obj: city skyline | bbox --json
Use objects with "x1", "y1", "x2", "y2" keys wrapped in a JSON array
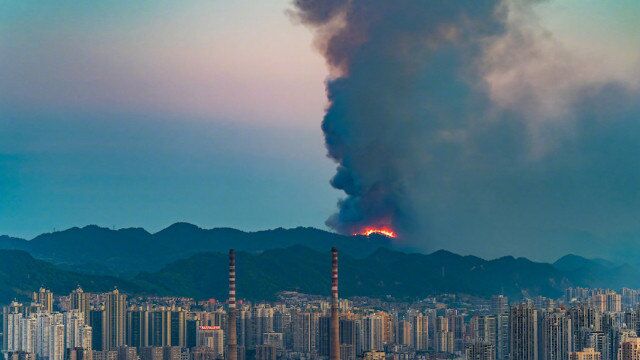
[
  {"x1": 4, "y1": 2, "x2": 640, "y2": 360},
  {"x1": 5, "y1": 262, "x2": 640, "y2": 360}
]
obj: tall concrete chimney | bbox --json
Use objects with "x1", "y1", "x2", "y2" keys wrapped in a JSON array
[
  {"x1": 227, "y1": 249, "x2": 237, "y2": 360},
  {"x1": 330, "y1": 247, "x2": 340, "y2": 360}
]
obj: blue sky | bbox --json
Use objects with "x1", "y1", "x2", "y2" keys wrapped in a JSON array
[
  {"x1": 0, "y1": 0, "x2": 338, "y2": 237},
  {"x1": 0, "y1": 110, "x2": 337, "y2": 237}
]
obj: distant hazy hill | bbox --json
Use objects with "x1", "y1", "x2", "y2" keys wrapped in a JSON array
[
  {"x1": 554, "y1": 254, "x2": 607, "y2": 272},
  {"x1": 554, "y1": 254, "x2": 640, "y2": 290},
  {"x1": 0, "y1": 235, "x2": 28, "y2": 250},
  {"x1": 0, "y1": 224, "x2": 394, "y2": 274},
  {"x1": 0, "y1": 250, "x2": 142, "y2": 302},
  {"x1": 135, "y1": 246, "x2": 581, "y2": 301},
  {"x1": 1, "y1": 245, "x2": 639, "y2": 304}
]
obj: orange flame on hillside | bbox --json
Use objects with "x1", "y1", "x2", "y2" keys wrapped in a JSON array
[{"x1": 354, "y1": 227, "x2": 398, "y2": 238}]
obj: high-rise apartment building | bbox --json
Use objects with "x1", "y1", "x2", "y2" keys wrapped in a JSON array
[
  {"x1": 614, "y1": 329, "x2": 639, "y2": 360},
  {"x1": 466, "y1": 341, "x2": 496, "y2": 360},
  {"x1": 66, "y1": 347, "x2": 92, "y2": 360},
  {"x1": 170, "y1": 308, "x2": 186, "y2": 348},
  {"x1": 449, "y1": 312, "x2": 466, "y2": 352},
  {"x1": 605, "y1": 292, "x2": 621, "y2": 313},
  {"x1": 90, "y1": 308, "x2": 105, "y2": 351},
  {"x1": 292, "y1": 311, "x2": 316, "y2": 353},
  {"x1": 319, "y1": 316, "x2": 331, "y2": 357},
  {"x1": 191, "y1": 347, "x2": 217, "y2": 360},
  {"x1": 570, "y1": 348, "x2": 601, "y2": 360},
  {"x1": 340, "y1": 344, "x2": 354, "y2": 360},
  {"x1": 362, "y1": 350, "x2": 385, "y2": 360},
  {"x1": 622, "y1": 289, "x2": 640, "y2": 309},
  {"x1": 148, "y1": 308, "x2": 170, "y2": 347},
  {"x1": 362, "y1": 314, "x2": 384, "y2": 352},
  {"x1": 398, "y1": 320, "x2": 412, "y2": 347},
  {"x1": 236, "y1": 307, "x2": 250, "y2": 350},
  {"x1": 273, "y1": 310, "x2": 291, "y2": 338},
  {"x1": 140, "y1": 306, "x2": 187, "y2": 347},
  {"x1": 492, "y1": 296, "x2": 509, "y2": 315},
  {"x1": 251, "y1": 305, "x2": 274, "y2": 347},
  {"x1": 381, "y1": 312, "x2": 394, "y2": 346},
  {"x1": 70, "y1": 287, "x2": 91, "y2": 321},
  {"x1": 139, "y1": 346, "x2": 163, "y2": 360},
  {"x1": 63, "y1": 310, "x2": 91, "y2": 349},
  {"x1": 104, "y1": 289, "x2": 127, "y2": 350},
  {"x1": 497, "y1": 314, "x2": 510, "y2": 360},
  {"x1": 255, "y1": 344, "x2": 277, "y2": 360},
  {"x1": 541, "y1": 311, "x2": 572, "y2": 360},
  {"x1": 48, "y1": 323, "x2": 65, "y2": 360},
  {"x1": 117, "y1": 346, "x2": 138, "y2": 360},
  {"x1": 126, "y1": 306, "x2": 149, "y2": 348},
  {"x1": 36, "y1": 312, "x2": 64, "y2": 359},
  {"x1": 6, "y1": 352, "x2": 36, "y2": 360},
  {"x1": 475, "y1": 316, "x2": 497, "y2": 346},
  {"x1": 435, "y1": 316, "x2": 454, "y2": 353},
  {"x1": 589, "y1": 292, "x2": 621, "y2": 315},
  {"x1": 585, "y1": 332, "x2": 608, "y2": 360},
  {"x1": 410, "y1": 312, "x2": 428, "y2": 351},
  {"x1": 19, "y1": 315, "x2": 36, "y2": 353},
  {"x1": 262, "y1": 332, "x2": 283, "y2": 351},
  {"x1": 339, "y1": 319, "x2": 358, "y2": 359},
  {"x1": 32, "y1": 288, "x2": 54, "y2": 313},
  {"x1": 4, "y1": 312, "x2": 23, "y2": 352},
  {"x1": 196, "y1": 326, "x2": 224, "y2": 358},
  {"x1": 162, "y1": 346, "x2": 181, "y2": 360},
  {"x1": 569, "y1": 304, "x2": 601, "y2": 351},
  {"x1": 3, "y1": 302, "x2": 24, "y2": 352},
  {"x1": 619, "y1": 337, "x2": 640, "y2": 360},
  {"x1": 510, "y1": 302, "x2": 538, "y2": 360},
  {"x1": 3, "y1": 309, "x2": 92, "y2": 360}
]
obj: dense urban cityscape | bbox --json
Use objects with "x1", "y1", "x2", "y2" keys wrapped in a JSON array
[
  {"x1": 3, "y1": 249, "x2": 640, "y2": 360},
  {"x1": 4, "y1": 2, "x2": 640, "y2": 360}
]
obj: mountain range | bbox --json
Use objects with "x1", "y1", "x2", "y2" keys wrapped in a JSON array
[
  {"x1": 1, "y1": 223, "x2": 639, "y2": 304},
  {"x1": 0, "y1": 223, "x2": 394, "y2": 275},
  {"x1": 0, "y1": 250, "x2": 141, "y2": 302}
]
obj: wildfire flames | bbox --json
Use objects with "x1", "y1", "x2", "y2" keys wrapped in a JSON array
[{"x1": 355, "y1": 227, "x2": 398, "y2": 238}]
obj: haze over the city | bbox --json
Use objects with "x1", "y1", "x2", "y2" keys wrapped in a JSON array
[{"x1": 5, "y1": 4, "x2": 640, "y2": 360}]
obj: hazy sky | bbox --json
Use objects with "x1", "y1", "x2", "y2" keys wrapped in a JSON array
[
  {"x1": 2, "y1": 1, "x2": 640, "y2": 261},
  {"x1": 1, "y1": 0, "x2": 336, "y2": 238}
]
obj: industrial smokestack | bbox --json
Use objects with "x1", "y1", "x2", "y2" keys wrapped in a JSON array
[
  {"x1": 227, "y1": 249, "x2": 237, "y2": 360},
  {"x1": 330, "y1": 247, "x2": 340, "y2": 360}
]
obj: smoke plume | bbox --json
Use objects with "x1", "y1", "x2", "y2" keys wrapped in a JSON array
[{"x1": 292, "y1": 0, "x2": 640, "y2": 259}]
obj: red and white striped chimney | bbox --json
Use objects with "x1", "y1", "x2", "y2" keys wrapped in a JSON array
[
  {"x1": 330, "y1": 247, "x2": 340, "y2": 360},
  {"x1": 227, "y1": 249, "x2": 237, "y2": 360}
]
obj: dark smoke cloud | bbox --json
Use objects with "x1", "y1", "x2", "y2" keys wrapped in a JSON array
[{"x1": 293, "y1": 0, "x2": 640, "y2": 261}]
